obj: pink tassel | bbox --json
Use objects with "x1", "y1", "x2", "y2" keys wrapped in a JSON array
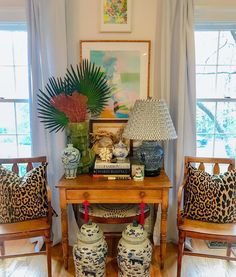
[
  {"x1": 139, "y1": 201, "x2": 145, "y2": 225},
  {"x1": 83, "y1": 200, "x2": 89, "y2": 224}
]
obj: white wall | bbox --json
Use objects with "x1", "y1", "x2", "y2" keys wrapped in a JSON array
[
  {"x1": 0, "y1": 0, "x2": 24, "y2": 7},
  {"x1": 67, "y1": 0, "x2": 158, "y2": 96},
  {"x1": 0, "y1": 0, "x2": 25, "y2": 21}
]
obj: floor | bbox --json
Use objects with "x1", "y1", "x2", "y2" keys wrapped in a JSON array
[{"x1": 0, "y1": 239, "x2": 236, "y2": 277}]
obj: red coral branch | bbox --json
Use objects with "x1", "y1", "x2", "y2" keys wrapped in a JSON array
[{"x1": 50, "y1": 91, "x2": 88, "y2": 122}]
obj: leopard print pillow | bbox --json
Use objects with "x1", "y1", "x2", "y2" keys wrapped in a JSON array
[
  {"x1": 183, "y1": 165, "x2": 236, "y2": 223},
  {"x1": 0, "y1": 164, "x2": 51, "y2": 223}
]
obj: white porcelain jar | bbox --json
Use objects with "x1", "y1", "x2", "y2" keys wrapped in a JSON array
[
  {"x1": 117, "y1": 222, "x2": 152, "y2": 277},
  {"x1": 112, "y1": 140, "x2": 129, "y2": 160},
  {"x1": 73, "y1": 222, "x2": 108, "y2": 277},
  {"x1": 61, "y1": 143, "x2": 80, "y2": 179}
]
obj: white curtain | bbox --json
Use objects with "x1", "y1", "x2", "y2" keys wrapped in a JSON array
[
  {"x1": 153, "y1": 0, "x2": 196, "y2": 243},
  {"x1": 26, "y1": 0, "x2": 78, "y2": 245}
]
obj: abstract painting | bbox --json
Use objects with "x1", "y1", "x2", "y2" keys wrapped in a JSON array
[
  {"x1": 100, "y1": 0, "x2": 131, "y2": 32},
  {"x1": 81, "y1": 40, "x2": 150, "y2": 119}
]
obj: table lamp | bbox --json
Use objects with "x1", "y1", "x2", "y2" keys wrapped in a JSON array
[{"x1": 123, "y1": 99, "x2": 177, "y2": 176}]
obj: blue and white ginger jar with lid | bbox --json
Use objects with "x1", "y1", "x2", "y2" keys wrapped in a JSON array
[
  {"x1": 73, "y1": 222, "x2": 108, "y2": 277},
  {"x1": 117, "y1": 222, "x2": 152, "y2": 277},
  {"x1": 61, "y1": 143, "x2": 80, "y2": 179}
]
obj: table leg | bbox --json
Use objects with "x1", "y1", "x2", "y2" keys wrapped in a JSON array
[
  {"x1": 160, "y1": 190, "x2": 168, "y2": 269},
  {"x1": 60, "y1": 189, "x2": 69, "y2": 269}
]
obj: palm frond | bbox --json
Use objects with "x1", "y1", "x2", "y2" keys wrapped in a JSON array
[
  {"x1": 37, "y1": 59, "x2": 111, "y2": 133},
  {"x1": 65, "y1": 60, "x2": 111, "y2": 116}
]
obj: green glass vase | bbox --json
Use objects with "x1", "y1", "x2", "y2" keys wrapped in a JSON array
[{"x1": 66, "y1": 122, "x2": 94, "y2": 174}]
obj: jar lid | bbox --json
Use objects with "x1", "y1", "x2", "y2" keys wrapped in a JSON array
[
  {"x1": 77, "y1": 222, "x2": 103, "y2": 244},
  {"x1": 122, "y1": 222, "x2": 147, "y2": 244},
  {"x1": 114, "y1": 140, "x2": 127, "y2": 149}
]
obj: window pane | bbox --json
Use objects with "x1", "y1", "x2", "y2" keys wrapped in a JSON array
[
  {"x1": 0, "y1": 135, "x2": 17, "y2": 158},
  {"x1": 214, "y1": 134, "x2": 236, "y2": 158},
  {"x1": 224, "y1": 135, "x2": 236, "y2": 158},
  {"x1": 216, "y1": 65, "x2": 236, "y2": 98},
  {"x1": 0, "y1": 25, "x2": 31, "y2": 158},
  {"x1": 216, "y1": 102, "x2": 236, "y2": 134},
  {"x1": 196, "y1": 102, "x2": 216, "y2": 134},
  {"x1": 13, "y1": 31, "x2": 28, "y2": 66},
  {"x1": 15, "y1": 66, "x2": 29, "y2": 99},
  {"x1": 195, "y1": 31, "x2": 218, "y2": 65},
  {"x1": 18, "y1": 135, "x2": 31, "y2": 157},
  {"x1": 0, "y1": 103, "x2": 16, "y2": 134},
  {"x1": 196, "y1": 29, "x2": 236, "y2": 159},
  {"x1": 197, "y1": 134, "x2": 214, "y2": 157},
  {"x1": 0, "y1": 31, "x2": 13, "y2": 65},
  {"x1": 0, "y1": 66, "x2": 15, "y2": 98},
  {"x1": 16, "y1": 102, "x2": 31, "y2": 134},
  {"x1": 218, "y1": 31, "x2": 236, "y2": 65},
  {"x1": 196, "y1": 66, "x2": 216, "y2": 98}
]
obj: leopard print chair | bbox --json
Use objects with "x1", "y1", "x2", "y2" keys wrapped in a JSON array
[
  {"x1": 177, "y1": 156, "x2": 236, "y2": 277},
  {"x1": 0, "y1": 157, "x2": 52, "y2": 277}
]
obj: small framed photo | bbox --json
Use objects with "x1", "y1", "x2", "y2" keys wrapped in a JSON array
[
  {"x1": 131, "y1": 164, "x2": 144, "y2": 181},
  {"x1": 100, "y1": 0, "x2": 132, "y2": 32},
  {"x1": 89, "y1": 118, "x2": 132, "y2": 154}
]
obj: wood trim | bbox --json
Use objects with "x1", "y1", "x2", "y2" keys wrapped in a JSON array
[{"x1": 0, "y1": 156, "x2": 47, "y2": 164}]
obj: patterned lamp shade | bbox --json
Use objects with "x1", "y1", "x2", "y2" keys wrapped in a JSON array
[{"x1": 123, "y1": 99, "x2": 177, "y2": 141}]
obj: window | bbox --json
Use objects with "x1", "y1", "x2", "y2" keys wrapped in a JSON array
[
  {"x1": 0, "y1": 23, "x2": 31, "y2": 158},
  {"x1": 195, "y1": 28, "x2": 236, "y2": 159}
]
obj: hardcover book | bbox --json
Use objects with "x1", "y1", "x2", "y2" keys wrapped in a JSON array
[
  {"x1": 94, "y1": 157, "x2": 130, "y2": 169},
  {"x1": 93, "y1": 168, "x2": 131, "y2": 175}
]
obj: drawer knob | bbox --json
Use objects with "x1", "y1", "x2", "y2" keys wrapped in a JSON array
[
  {"x1": 140, "y1": 191, "x2": 146, "y2": 199},
  {"x1": 83, "y1": 192, "x2": 89, "y2": 199}
]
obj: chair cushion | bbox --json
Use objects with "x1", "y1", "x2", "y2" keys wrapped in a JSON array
[
  {"x1": 183, "y1": 165, "x2": 236, "y2": 223},
  {"x1": 0, "y1": 164, "x2": 50, "y2": 223}
]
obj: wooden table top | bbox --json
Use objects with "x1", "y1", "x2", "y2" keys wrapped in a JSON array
[{"x1": 56, "y1": 170, "x2": 172, "y2": 190}]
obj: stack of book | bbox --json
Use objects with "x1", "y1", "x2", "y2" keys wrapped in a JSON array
[{"x1": 93, "y1": 157, "x2": 131, "y2": 180}]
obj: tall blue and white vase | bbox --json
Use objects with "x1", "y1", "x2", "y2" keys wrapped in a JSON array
[
  {"x1": 61, "y1": 143, "x2": 81, "y2": 179},
  {"x1": 117, "y1": 222, "x2": 153, "y2": 277},
  {"x1": 73, "y1": 222, "x2": 108, "y2": 277}
]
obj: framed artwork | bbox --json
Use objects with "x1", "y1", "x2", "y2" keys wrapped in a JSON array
[
  {"x1": 89, "y1": 118, "x2": 132, "y2": 152},
  {"x1": 100, "y1": 0, "x2": 132, "y2": 32},
  {"x1": 80, "y1": 40, "x2": 151, "y2": 119}
]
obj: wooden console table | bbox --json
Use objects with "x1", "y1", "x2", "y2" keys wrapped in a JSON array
[{"x1": 56, "y1": 170, "x2": 172, "y2": 270}]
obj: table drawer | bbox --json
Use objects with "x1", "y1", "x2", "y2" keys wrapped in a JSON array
[{"x1": 66, "y1": 189, "x2": 162, "y2": 203}]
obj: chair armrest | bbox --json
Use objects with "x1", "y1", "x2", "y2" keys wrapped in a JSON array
[
  {"x1": 46, "y1": 183, "x2": 52, "y2": 226},
  {"x1": 177, "y1": 176, "x2": 188, "y2": 226}
]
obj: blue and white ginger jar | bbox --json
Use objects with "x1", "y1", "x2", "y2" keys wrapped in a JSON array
[
  {"x1": 73, "y1": 222, "x2": 108, "y2": 277},
  {"x1": 113, "y1": 140, "x2": 129, "y2": 160},
  {"x1": 117, "y1": 222, "x2": 152, "y2": 277},
  {"x1": 61, "y1": 143, "x2": 80, "y2": 179}
]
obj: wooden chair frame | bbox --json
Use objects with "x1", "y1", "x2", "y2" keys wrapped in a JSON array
[
  {"x1": 177, "y1": 156, "x2": 236, "y2": 277},
  {"x1": 0, "y1": 157, "x2": 52, "y2": 277}
]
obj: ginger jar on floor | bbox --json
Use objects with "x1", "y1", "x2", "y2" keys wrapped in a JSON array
[
  {"x1": 73, "y1": 222, "x2": 108, "y2": 277},
  {"x1": 117, "y1": 222, "x2": 152, "y2": 277}
]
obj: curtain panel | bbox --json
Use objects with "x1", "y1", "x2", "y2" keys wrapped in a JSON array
[
  {"x1": 154, "y1": 0, "x2": 196, "y2": 243},
  {"x1": 26, "y1": 0, "x2": 78, "y2": 245}
]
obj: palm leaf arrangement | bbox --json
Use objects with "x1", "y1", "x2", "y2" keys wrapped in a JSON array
[{"x1": 37, "y1": 59, "x2": 111, "y2": 133}]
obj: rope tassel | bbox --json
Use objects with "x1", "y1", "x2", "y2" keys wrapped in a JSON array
[{"x1": 139, "y1": 201, "x2": 145, "y2": 225}]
